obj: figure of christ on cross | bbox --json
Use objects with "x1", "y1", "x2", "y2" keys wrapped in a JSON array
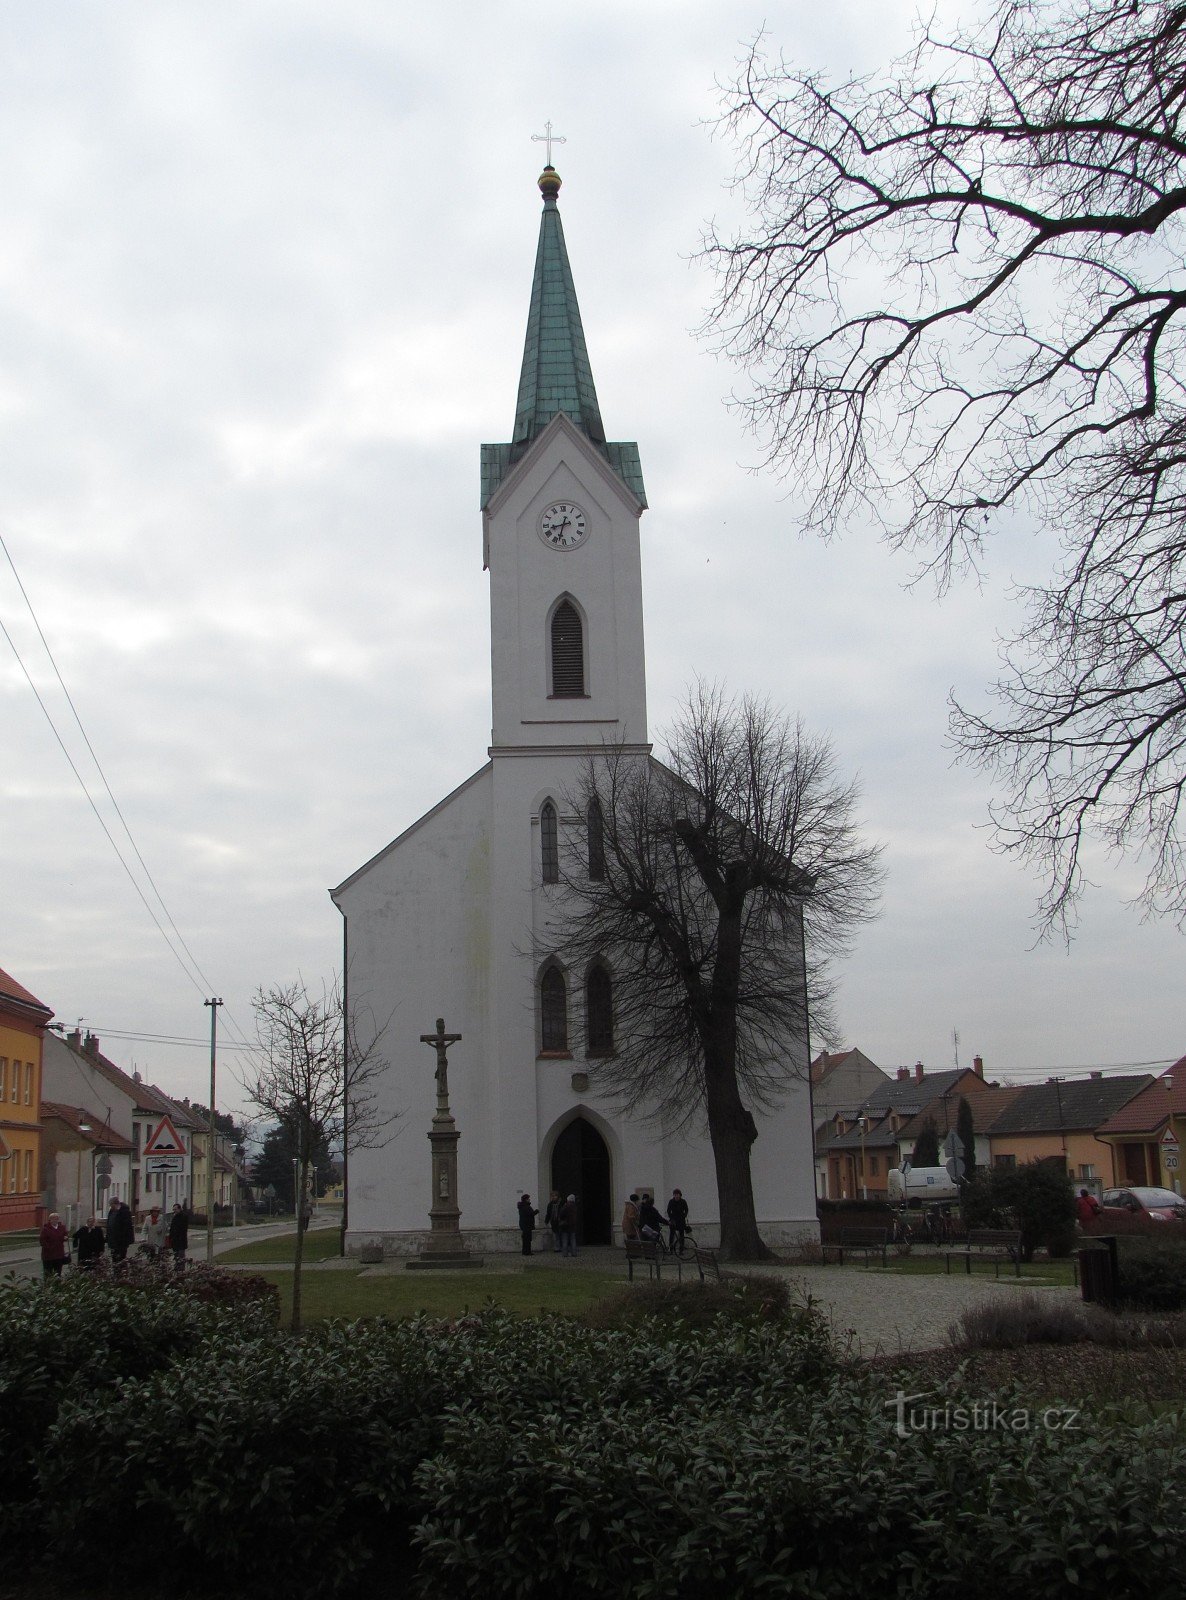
[
  {"x1": 420, "y1": 1017, "x2": 462, "y2": 1112},
  {"x1": 532, "y1": 120, "x2": 566, "y2": 167}
]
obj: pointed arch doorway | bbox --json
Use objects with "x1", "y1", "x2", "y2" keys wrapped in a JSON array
[{"x1": 550, "y1": 1117, "x2": 612, "y2": 1245}]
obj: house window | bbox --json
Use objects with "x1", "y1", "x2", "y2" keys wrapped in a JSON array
[
  {"x1": 540, "y1": 801, "x2": 559, "y2": 884},
  {"x1": 586, "y1": 966, "x2": 613, "y2": 1054},
  {"x1": 587, "y1": 797, "x2": 605, "y2": 880},
  {"x1": 22, "y1": 1150, "x2": 31, "y2": 1192},
  {"x1": 993, "y1": 1153, "x2": 1016, "y2": 1168},
  {"x1": 24, "y1": 1063, "x2": 33, "y2": 1105},
  {"x1": 870, "y1": 1155, "x2": 880, "y2": 1177},
  {"x1": 540, "y1": 965, "x2": 568, "y2": 1053},
  {"x1": 133, "y1": 1124, "x2": 141, "y2": 1155},
  {"x1": 0, "y1": 1059, "x2": 6, "y2": 1100},
  {"x1": 550, "y1": 600, "x2": 584, "y2": 697},
  {"x1": 1079, "y1": 1163, "x2": 1096, "y2": 1180}
]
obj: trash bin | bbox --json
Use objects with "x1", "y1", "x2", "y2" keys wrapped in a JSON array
[{"x1": 1079, "y1": 1237, "x2": 1117, "y2": 1304}]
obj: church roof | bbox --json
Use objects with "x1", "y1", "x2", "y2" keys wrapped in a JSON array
[{"x1": 481, "y1": 167, "x2": 646, "y2": 510}]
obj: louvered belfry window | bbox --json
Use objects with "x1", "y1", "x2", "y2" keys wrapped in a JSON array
[
  {"x1": 540, "y1": 965, "x2": 568, "y2": 1052},
  {"x1": 540, "y1": 800, "x2": 559, "y2": 883},
  {"x1": 586, "y1": 965, "x2": 613, "y2": 1054},
  {"x1": 551, "y1": 600, "x2": 585, "y2": 697}
]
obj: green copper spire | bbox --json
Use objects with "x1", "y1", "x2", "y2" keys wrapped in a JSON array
[
  {"x1": 481, "y1": 166, "x2": 646, "y2": 510},
  {"x1": 511, "y1": 166, "x2": 606, "y2": 451}
]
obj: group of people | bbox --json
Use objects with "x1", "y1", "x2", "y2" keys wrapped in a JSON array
[
  {"x1": 518, "y1": 1191, "x2": 579, "y2": 1256},
  {"x1": 622, "y1": 1189, "x2": 690, "y2": 1255},
  {"x1": 38, "y1": 1197, "x2": 191, "y2": 1280},
  {"x1": 515, "y1": 1187, "x2": 692, "y2": 1258}
]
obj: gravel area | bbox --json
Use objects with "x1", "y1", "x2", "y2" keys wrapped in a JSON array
[{"x1": 738, "y1": 1263, "x2": 1080, "y2": 1355}]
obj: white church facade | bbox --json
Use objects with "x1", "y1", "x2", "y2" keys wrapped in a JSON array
[{"x1": 332, "y1": 164, "x2": 818, "y2": 1254}]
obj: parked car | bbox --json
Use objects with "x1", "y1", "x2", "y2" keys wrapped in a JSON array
[{"x1": 1100, "y1": 1186, "x2": 1186, "y2": 1222}]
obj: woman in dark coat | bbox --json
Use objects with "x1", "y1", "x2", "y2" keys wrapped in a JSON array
[
  {"x1": 166, "y1": 1202, "x2": 189, "y2": 1270},
  {"x1": 517, "y1": 1194, "x2": 538, "y2": 1255},
  {"x1": 72, "y1": 1217, "x2": 106, "y2": 1270}
]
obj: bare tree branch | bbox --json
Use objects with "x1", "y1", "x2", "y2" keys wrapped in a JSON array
[{"x1": 702, "y1": 0, "x2": 1186, "y2": 932}]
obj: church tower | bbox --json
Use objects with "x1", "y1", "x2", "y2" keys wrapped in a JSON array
[
  {"x1": 332, "y1": 163, "x2": 818, "y2": 1255},
  {"x1": 481, "y1": 163, "x2": 649, "y2": 752}
]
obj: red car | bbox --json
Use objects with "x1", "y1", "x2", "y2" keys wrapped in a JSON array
[{"x1": 1100, "y1": 1186, "x2": 1186, "y2": 1222}]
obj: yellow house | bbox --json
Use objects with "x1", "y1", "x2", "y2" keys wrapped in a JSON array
[
  {"x1": 0, "y1": 965, "x2": 53, "y2": 1231},
  {"x1": 986, "y1": 1073, "x2": 1154, "y2": 1188}
]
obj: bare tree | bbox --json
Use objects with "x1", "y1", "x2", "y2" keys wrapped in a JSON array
[
  {"x1": 702, "y1": 0, "x2": 1186, "y2": 932},
  {"x1": 244, "y1": 977, "x2": 392, "y2": 1329},
  {"x1": 547, "y1": 684, "x2": 883, "y2": 1260}
]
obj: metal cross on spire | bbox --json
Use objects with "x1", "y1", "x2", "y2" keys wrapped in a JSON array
[{"x1": 532, "y1": 120, "x2": 566, "y2": 166}]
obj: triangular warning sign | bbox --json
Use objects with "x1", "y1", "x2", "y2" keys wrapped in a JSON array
[
  {"x1": 144, "y1": 1116, "x2": 186, "y2": 1156},
  {"x1": 1162, "y1": 1124, "x2": 1180, "y2": 1146}
]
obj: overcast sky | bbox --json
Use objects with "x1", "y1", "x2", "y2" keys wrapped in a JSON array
[{"x1": 1, "y1": 1, "x2": 1181, "y2": 1121}]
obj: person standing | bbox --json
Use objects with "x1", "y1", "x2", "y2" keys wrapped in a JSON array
[
  {"x1": 638, "y1": 1194, "x2": 666, "y2": 1243},
  {"x1": 105, "y1": 1196, "x2": 134, "y2": 1265},
  {"x1": 558, "y1": 1193, "x2": 578, "y2": 1257},
  {"x1": 39, "y1": 1212, "x2": 69, "y2": 1280},
  {"x1": 543, "y1": 1189, "x2": 563, "y2": 1252},
  {"x1": 1076, "y1": 1188, "x2": 1102, "y2": 1226},
  {"x1": 517, "y1": 1193, "x2": 538, "y2": 1255},
  {"x1": 166, "y1": 1202, "x2": 189, "y2": 1270},
  {"x1": 621, "y1": 1193, "x2": 641, "y2": 1242},
  {"x1": 666, "y1": 1189, "x2": 690, "y2": 1255},
  {"x1": 141, "y1": 1205, "x2": 166, "y2": 1261},
  {"x1": 72, "y1": 1216, "x2": 105, "y2": 1271}
]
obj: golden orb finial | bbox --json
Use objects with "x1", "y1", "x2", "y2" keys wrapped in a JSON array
[{"x1": 538, "y1": 165, "x2": 562, "y2": 199}]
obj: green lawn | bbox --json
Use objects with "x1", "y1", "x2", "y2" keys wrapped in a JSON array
[
  {"x1": 218, "y1": 1228, "x2": 343, "y2": 1265},
  {"x1": 863, "y1": 1252, "x2": 1079, "y2": 1287},
  {"x1": 259, "y1": 1266, "x2": 622, "y2": 1323}
]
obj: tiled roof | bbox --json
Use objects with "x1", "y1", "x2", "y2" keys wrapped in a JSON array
[
  {"x1": 897, "y1": 1086, "x2": 1025, "y2": 1140},
  {"x1": 0, "y1": 965, "x2": 53, "y2": 1020},
  {"x1": 811, "y1": 1049, "x2": 858, "y2": 1085},
  {"x1": 838, "y1": 1067, "x2": 981, "y2": 1118},
  {"x1": 481, "y1": 169, "x2": 646, "y2": 508},
  {"x1": 1096, "y1": 1060, "x2": 1186, "y2": 1136},
  {"x1": 988, "y1": 1075, "x2": 1153, "y2": 1135},
  {"x1": 41, "y1": 1101, "x2": 133, "y2": 1151}
]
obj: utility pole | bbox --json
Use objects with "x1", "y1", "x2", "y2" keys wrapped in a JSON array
[{"x1": 204, "y1": 997, "x2": 223, "y2": 1263}]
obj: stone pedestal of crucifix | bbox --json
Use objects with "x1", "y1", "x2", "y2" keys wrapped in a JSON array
[{"x1": 406, "y1": 1017, "x2": 485, "y2": 1270}]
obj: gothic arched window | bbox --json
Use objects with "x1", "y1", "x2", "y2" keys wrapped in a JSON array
[
  {"x1": 540, "y1": 800, "x2": 559, "y2": 884},
  {"x1": 540, "y1": 964, "x2": 568, "y2": 1052},
  {"x1": 587, "y1": 797, "x2": 605, "y2": 881},
  {"x1": 586, "y1": 965, "x2": 614, "y2": 1055},
  {"x1": 550, "y1": 600, "x2": 585, "y2": 697}
]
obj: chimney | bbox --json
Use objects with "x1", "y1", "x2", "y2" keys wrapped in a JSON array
[
  {"x1": 83, "y1": 1031, "x2": 99, "y2": 1058},
  {"x1": 1089, "y1": 1071, "x2": 1102, "y2": 1080},
  {"x1": 67, "y1": 1028, "x2": 82, "y2": 1049},
  {"x1": 973, "y1": 1055, "x2": 984, "y2": 1078},
  {"x1": 896, "y1": 1066, "x2": 910, "y2": 1082},
  {"x1": 914, "y1": 1061, "x2": 925, "y2": 1083}
]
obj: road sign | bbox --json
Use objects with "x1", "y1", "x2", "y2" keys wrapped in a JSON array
[
  {"x1": 144, "y1": 1154, "x2": 185, "y2": 1173},
  {"x1": 1165, "y1": 1151, "x2": 1180, "y2": 1172},
  {"x1": 943, "y1": 1129, "x2": 965, "y2": 1181},
  {"x1": 143, "y1": 1116, "x2": 185, "y2": 1157},
  {"x1": 1161, "y1": 1125, "x2": 1180, "y2": 1145}
]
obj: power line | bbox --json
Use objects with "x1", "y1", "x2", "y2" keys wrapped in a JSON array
[{"x1": 1, "y1": 531, "x2": 255, "y2": 1051}]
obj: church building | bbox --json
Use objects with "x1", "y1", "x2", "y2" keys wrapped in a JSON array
[{"x1": 332, "y1": 164, "x2": 817, "y2": 1253}]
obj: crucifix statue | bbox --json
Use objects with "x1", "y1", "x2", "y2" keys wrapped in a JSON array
[
  {"x1": 406, "y1": 1017, "x2": 482, "y2": 1269},
  {"x1": 531, "y1": 120, "x2": 566, "y2": 166},
  {"x1": 420, "y1": 1017, "x2": 462, "y2": 1114}
]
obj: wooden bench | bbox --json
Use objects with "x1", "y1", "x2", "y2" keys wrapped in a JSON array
[
  {"x1": 822, "y1": 1226, "x2": 889, "y2": 1266},
  {"x1": 944, "y1": 1228, "x2": 1022, "y2": 1278},
  {"x1": 625, "y1": 1237, "x2": 666, "y2": 1281}
]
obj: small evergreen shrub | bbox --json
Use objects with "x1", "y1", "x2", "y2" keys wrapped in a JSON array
[
  {"x1": 584, "y1": 1273, "x2": 797, "y2": 1332},
  {"x1": 948, "y1": 1292, "x2": 1091, "y2": 1348},
  {"x1": 962, "y1": 1161, "x2": 1075, "y2": 1259},
  {"x1": 1117, "y1": 1238, "x2": 1186, "y2": 1311}
]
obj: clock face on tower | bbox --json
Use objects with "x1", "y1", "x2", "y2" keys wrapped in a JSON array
[{"x1": 538, "y1": 501, "x2": 588, "y2": 550}]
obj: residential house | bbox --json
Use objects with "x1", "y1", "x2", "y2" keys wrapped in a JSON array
[
  {"x1": 0, "y1": 965, "x2": 53, "y2": 1230},
  {"x1": 1093, "y1": 1060, "x2": 1186, "y2": 1191},
  {"x1": 41, "y1": 1030, "x2": 195, "y2": 1218},
  {"x1": 810, "y1": 1048, "x2": 892, "y2": 1197},
  {"x1": 985, "y1": 1074, "x2": 1153, "y2": 1188},
  {"x1": 40, "y1": 1103, "x2": 133, "y2": 1230},
  {"x1": 895, "y1": 1084, "x2": 1025, "y2": 1176},
  {"x1": 819, "y1": 1060, "x2": 993, "y2": 1200}
]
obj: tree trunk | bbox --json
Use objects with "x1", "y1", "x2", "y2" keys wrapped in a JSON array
[
  {"x1": 291, "y1": 1153, "x2": 307, "y2": 1332},
  {"x1": 703, "y1": 1048, "x2": 771, "y2": 1261}
]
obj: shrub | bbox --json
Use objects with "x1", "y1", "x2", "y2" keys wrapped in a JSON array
[
  {"x1": 962, "y1": 1161, "x2": 1076, "y2": 1259},
  {"x1": 584, "y1": 1273, "x2": 796, "y2": 1332},
  {"x1": 948, "y1": 1293, "x2": 1091, "y2": 1349},
  {"x1": 1117, "y1": 1238, "x2": 1186, "y2": 1312}
]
